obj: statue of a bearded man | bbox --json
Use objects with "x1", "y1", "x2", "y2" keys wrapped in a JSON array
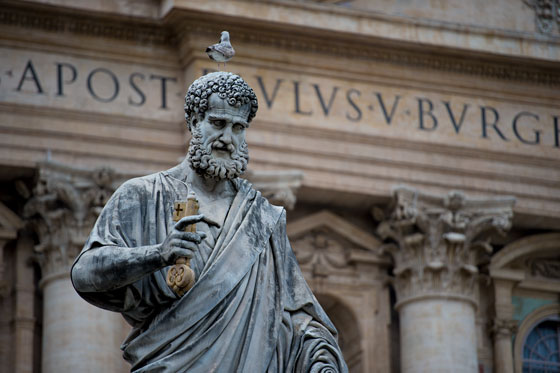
[{"x1": 71, "y1": 71, "x2": 348, "y2": 372}]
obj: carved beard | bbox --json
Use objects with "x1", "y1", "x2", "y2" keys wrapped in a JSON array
[{"x1": 187, "y1": 126, "x2": 249, "y2": 181}]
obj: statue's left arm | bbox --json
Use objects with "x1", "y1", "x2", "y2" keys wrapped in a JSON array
[{"x1": 274, "y1": 210, "x2": 348, "y2": 373}]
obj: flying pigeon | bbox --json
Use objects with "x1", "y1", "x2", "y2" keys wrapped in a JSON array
[{"x1": 206, "y1": 31, "x2": 235, "y2": 69}]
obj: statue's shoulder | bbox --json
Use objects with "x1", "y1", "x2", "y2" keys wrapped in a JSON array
[
  {"x1": 235, "y1": 177, "x2": 285, "y2": 221},
  {"x1": 114, "y1": 170, "x2": 167, "y2": 197}
]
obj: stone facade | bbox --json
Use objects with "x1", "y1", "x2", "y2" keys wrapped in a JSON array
[{"x1": 0, "y1": 1, "x2": 558, "y2": 372}]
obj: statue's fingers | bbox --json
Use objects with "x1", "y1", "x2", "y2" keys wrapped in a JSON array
[
  {"x1": 174, "y1": 214, "x2": 205, "y2": 230},
  {"x1": 177, "y1": 231, "x2": 206, "y2": 243},
  {"x1": 176, "y1": 240, "x2": 198, "y2": 251},
  {"x1": 173, "y1": 248, "x2": 194, "y2": 259}
]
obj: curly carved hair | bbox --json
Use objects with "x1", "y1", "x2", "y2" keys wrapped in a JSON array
[{"x1": 184, "y1": 72, "x2": 258, "y2": 131}]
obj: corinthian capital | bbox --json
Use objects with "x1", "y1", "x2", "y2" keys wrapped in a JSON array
[
  {"x1": 490, "y1": 318, "x2": 518, "y2": 338},
  {"x1": 377, "y1": 186, "x2": 515, "y2": 308},
  {"x1": 23, "y1": 161, "x2": 123, "y2": 282}
]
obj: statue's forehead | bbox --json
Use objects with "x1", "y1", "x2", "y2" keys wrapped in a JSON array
[{"x1": 207, "y1": 94, "x2": 250, "y2": 120}]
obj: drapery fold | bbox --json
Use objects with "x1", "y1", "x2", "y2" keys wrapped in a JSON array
[{"x1": 72, "y1": 167, "x2": 347, "y2": 372}]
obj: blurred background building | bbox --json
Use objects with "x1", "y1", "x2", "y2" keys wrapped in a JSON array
[{"x1": 0, "y1": 1, "x2": 559, "y2": 372}]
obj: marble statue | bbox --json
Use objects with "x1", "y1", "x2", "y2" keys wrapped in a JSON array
[{"x1": 71, "y1": 71, "x2": 348, "y2": 372}]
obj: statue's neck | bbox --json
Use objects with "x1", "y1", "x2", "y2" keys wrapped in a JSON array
[
  {"x1": 186, "y1": 165, "x2": 236, "y2": 229},
  {"x1": 187, "y1": 166, "x2": 234, "y2": 196}
]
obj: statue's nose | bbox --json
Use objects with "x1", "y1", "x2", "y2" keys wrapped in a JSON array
[{"x1": 220, "y1": 127, "x2": 233, "y2": 144}]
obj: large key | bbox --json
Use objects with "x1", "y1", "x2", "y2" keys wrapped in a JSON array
[{"x1": 166, "y1": 193, "x2": 198, "y2": 296}]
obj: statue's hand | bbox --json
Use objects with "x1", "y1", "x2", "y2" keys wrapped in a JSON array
[{"x1": 160, "y1": 214, "x2": 207, "y2": 264}]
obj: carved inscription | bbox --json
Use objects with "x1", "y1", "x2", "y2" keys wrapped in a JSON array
[
  {"x1": 1, "y1": 46, "x2": 558, "y2": 152},
  {"x1": 203, "y1": 68, "x2": 560, "y2": 149},
  {"x1": 0, "y1": 49, "x2": 182, "y2": 121},
  {"x1": 11, "y1": 59, "x2": 177, "y2": 109}
]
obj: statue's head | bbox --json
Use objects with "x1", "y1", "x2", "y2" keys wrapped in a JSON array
[{"x1": 184, "y1": 72, "x2": 258, "y2": 181}]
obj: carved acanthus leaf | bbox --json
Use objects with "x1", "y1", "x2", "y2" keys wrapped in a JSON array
[
  {"x1": 23, "y1": 161, "x2": 123, "y2": 278},
  {"x1": 377, "y1": 186, "x2": 515, "y2": 307}
]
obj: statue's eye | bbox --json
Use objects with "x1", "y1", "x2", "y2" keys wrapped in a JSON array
[
  {"x1": 233, "y1": 123, "x2": 245, "y2": 132},
  {"x1": 212, "y1": 119, "x2": 226, "y2": 128}
]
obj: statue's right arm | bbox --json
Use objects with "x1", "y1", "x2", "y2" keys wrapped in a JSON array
[
  {"x1": 71, "y1": 243, "x2": 167, "y2": 292},
  {"x1": 71, "y1": 215, "x2": 206, "y2": 293}
]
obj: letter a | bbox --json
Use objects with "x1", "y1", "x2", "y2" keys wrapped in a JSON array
[{"x1": 16, "y1": 60, "x2": 44, "y2": 94}]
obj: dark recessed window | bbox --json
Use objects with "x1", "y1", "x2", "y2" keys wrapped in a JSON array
[{"x1": 522, "y1": 317, "x2": 560, "y2": 373}]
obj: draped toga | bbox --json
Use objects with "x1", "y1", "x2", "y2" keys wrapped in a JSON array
[{"x1": 71, "y1": 163, "x2": 348, "y2": 373}]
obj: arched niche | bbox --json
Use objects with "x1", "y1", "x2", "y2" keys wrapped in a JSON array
[
  {"x1": 288, "y1": 210, "x2": 392, "y2": 373},
  {"x1": 316, "y1": 294, "x2": 363, "y2": 372},
  {"x1": 489, "y1": 232, "x2": 560, "y2": 294}
]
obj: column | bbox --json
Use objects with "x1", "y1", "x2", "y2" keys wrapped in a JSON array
[
  {"x1": 24, "y1": 162, "x2": 127, "y2": 373},
  {"x1": 490, "y1": 277, "x2": 520, "y2": 373},
  {"x1": 378, "y1": 187, "x2": 514, "y2": 373}
]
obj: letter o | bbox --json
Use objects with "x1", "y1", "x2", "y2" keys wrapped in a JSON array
[{"x1": 87, "y1": 68, "x2": 120, "y2": 103}]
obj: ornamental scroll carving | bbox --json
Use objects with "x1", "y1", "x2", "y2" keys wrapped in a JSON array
[
  {"x1": 291, "y1": 228, "x2": 351, "y2": 278},
  {"x1": 524, "y1": 0, "x2": 560, "y2": 34},
  {"x1": 23, "y1": 161, "x2": 122, "y2": 279},
  {"x1": 377, "y1": 186, "x2": 515, "y2": 307},
  {"x1": 528, "y1": 258, "x2": 560, "y2": 279},
  {"x1": 490, "y1": 318, "x2": 519, "y2": 338}
]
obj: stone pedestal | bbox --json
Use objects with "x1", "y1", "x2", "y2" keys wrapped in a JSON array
[{"x1": 378, "y1": 187, "x2": 514, "y2": 373}]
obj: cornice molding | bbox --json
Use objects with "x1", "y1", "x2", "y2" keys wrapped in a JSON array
[
  {"x1": 2, "y1": 5, "x2": 559, "y2": 87},
  {"x1": 0, "y1": 5, "x2": 175, "y2": 46},
  {"x1": 176, "y1": 20, "x2": 560, "y2": 87}
]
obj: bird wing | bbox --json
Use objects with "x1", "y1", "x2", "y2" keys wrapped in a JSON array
[{"x1": 213, "y1": 43, "x2": 235, "y2": 58}]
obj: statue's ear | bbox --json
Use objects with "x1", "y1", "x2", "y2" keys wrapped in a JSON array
[{"x1": 187, "y1": 115, "x2": 199, "y2": 132}]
